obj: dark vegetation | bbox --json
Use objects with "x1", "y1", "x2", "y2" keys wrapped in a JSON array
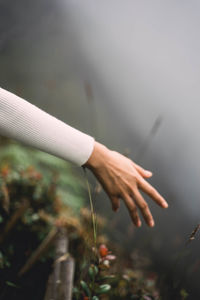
[{"x1": 0, "y1": 139, "x2": 192, "y2": 300}]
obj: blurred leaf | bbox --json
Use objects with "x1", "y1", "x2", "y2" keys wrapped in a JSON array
[
  {"x1": 180, "y1": 289, "x2": 189, "y2": 299},
  {"x1": 73, "y1": 287, "x2": 80, "y2": 294},
  {"x1": 0, "y1": 215, "x2": 4, "y2": 223},
  {"x1": 95, "y1": 284, "x2": 111, "y2": 295},
  {"x1": 6, "y1": 281, "x2": 18, "y2": 288},
  {"x1": 89, "y1": 264, "x2": 99, "y2": 280},
  {"x1": 80, "y1": 280, "x2": 91, "y2": 297}
]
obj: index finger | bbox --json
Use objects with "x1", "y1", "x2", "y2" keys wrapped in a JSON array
[{"x1": 139, "y1": 178, "x2": 168, "y2": 208}]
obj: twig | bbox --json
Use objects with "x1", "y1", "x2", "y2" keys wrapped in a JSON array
[
  {"x1": 18, "y1": 227, "x2": 58, "y2": 276},
  {"x1": 0, "y1": 198, "x2": 29, "y2": 244},
  {"x1": 1, "y1": 182, "x2": 10, "y2": 213},
  {"x1": 185, "y1": 223, "x2": 200, "y2": 245}
]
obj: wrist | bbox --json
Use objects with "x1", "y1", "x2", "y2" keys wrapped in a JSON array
[{"x1": 83, "y1": 141, "x2": 110, "y2": 170}]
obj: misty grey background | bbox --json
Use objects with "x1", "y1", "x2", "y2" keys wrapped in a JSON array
[{"x1": 1, "y1": 0, "x2": 200, "y2": 298}]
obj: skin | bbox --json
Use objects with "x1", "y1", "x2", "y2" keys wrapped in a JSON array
[{"x1": 83, "y1": 141, "x2": 168, "y2": 227}]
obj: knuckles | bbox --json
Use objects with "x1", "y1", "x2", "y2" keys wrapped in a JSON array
[
  {"x1": 139, "y1": 202, "x2": 148, "y2": 210},
  {"x1": 129, "y1": 206, "x2": 137, "y2": 214}
]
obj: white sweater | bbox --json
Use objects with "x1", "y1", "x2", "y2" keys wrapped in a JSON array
[{"x1": 0, "y1": 87, "x2": 95, "y2": 166}]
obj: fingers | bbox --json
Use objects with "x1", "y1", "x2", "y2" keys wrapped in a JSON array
[
  {"x1": 123, "y1": 194, "x2": 141, "y2": 227},
  {"x1": 132, "y1": 189, "x2": 154, "y2": 227},
  {"x1": 139, "y1": 178, "x2": 168, "y2": 208},
  {"x1": 110, "y1": 196, "x2": 120, "y2": 212},
  {"x1": 133, "y1": 163, "x2": 152, "y2": 178}
]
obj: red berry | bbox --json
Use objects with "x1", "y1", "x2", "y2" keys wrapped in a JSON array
[{"x1": 99, "y1": 244, "x2": 109, "y2": 257}]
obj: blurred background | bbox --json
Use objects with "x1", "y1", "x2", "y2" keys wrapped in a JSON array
[{"x1": 1, "y1": 0, "x2": 200, "y2": 298}]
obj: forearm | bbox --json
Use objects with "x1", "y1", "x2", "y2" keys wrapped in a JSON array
[{"x1": 0, "y1": 87, "x2": 94, "y2": 166}]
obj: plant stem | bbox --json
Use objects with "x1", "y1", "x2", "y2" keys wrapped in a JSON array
[{"x1": 83, "y1": 168, "x2": 97, "y2": 249}]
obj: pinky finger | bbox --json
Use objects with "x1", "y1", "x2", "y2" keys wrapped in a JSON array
[
  {"x1": 123, "y1": 194, "x2": 141, "y2": 227},
  {"x1": 110, "y1": 196, "x2": 120, "y2": 212}
]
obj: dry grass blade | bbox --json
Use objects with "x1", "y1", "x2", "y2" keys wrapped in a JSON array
[
  {"x1": 55, "y1": 252, "x2": 69, "y2": 265},
  {"x1": 83, "y1": 168, "x2": 98, "y2": 248},
  {"x1": 186, "y1": 223, "x2": 200, "y2": 245}
]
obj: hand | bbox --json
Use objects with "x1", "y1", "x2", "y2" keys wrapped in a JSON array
[{"x1": 83, "y1": 142, "x2": 168, "y2": 227}]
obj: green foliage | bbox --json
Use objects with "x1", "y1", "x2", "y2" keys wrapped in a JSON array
[
  {"x1": 95, "y1": 284, "x2": 111, "y2": 294},
  {"x1": 180, "y1": 289, "x2": 189, "y2": 299},
  {"x1": 80, "y1": 280, "x2": 91, "y2": 297},
  {"x1": 88, "y1": 264, "x2": 98, "y2": 280},
  {"x1": 72, "y1": 238, "x2": 162, "y2": 299},
  {"x1": 0, "y1": 141, "x2": 87, "y2": 300},
  {"x1": 0, "y1": 142, "x2": 86, "y2": 212},
  {"x1": 5, "y1": 281, "x2": 19, "y2": 288}
]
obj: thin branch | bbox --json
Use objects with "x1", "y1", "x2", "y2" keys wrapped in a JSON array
[{"x1": 18, "y1": 227, "x2": 58, "y2": 276}]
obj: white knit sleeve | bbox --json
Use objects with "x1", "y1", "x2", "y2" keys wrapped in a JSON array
[{"x1": 0, "y1": 87, "x2": 95, "y2": 166}]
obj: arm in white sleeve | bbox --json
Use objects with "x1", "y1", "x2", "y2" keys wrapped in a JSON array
[{"x1": 0, "y1": 87, "x2": 95, "y2": 166}]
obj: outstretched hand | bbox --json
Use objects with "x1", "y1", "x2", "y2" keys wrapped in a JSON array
[{"x1": 83, "y1": 142, "x2": 168, "y2": 227}]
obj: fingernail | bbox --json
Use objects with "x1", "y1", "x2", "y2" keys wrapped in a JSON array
[
  {"x1": 150, "y1": 220, "x2": 155, "y2": 227},
  {"x1": 113, "y1": 206, "x2": 119, "y2": 212},
  {"x1": 163, "y1": 202, "x2": 168, "y2": 208},
  {"x1": 145, "y1": 170, "x2": 153, "y2": 176}
]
